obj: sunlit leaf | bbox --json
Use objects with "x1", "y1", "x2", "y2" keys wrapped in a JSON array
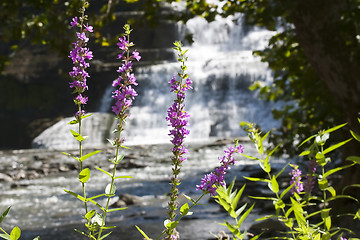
[
  {"x1": 323, "y1": 123, "x2": 347, "y2": 134},
  {"x1": 135, "y1": 225, "x2": 151, "y2": 240},
  {"x1": 80, "y1": 150, "x2": 101, "y2": 162},
  {"x1": 244, "y1": 176, "x2": 270, "y2": 183},
  {"x1": 10, "y1": 226, "x2": 21, "y2": 240},
  {"x1": 323, "y1": 138, "x2": 352, "y2": 155},
  {"x1": 85, "y1": 210, "x2": 96, "y2": 220},
  {"x1": 180, "y1": 202, "x2": 189, "y2": 216},
  {"x1": 70, "y1": 129, "x2": 86, "y2": 142},
  {"x1": 79, "y1": 168, "x2": 90, "y2": 183},
  {"x1": 95, "y1": 167, "x2": 112, "y2": 178}
]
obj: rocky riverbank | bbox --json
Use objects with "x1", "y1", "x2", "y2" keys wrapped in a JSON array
[{"x1": 0, "y1": 138, "x2": 302, "y2": 239}]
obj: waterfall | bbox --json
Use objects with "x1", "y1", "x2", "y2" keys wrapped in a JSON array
[
  {"x1": 122, "y1": 14, "x2": 277, "y2": 145},
  {"x1": 32, "y1": 13, "x2": 278, "y2": 149}
]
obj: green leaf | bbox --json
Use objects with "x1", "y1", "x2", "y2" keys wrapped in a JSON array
[
  {"x1": 85, "y1": 210, "x2": 96, "y2": 220},
  {"x1": 299, "y1": 150, "x2": 310, "y2": 156},
  {"x1": 350, "y1": 130, "x2": 360, "y2": 142},
  {"x1": 10, "y1": 227, "x2": 20, "y2": 240},
  {"x1": 241, "y1": 154, "x2": 259, "y2": 160},
  {"x1": 105, "y1": 183, "x2": 116, "y2": 196},
  {"x1": 79, "y1": 168, "x2": 90, "y2": 183},
  {"x1": 111, "y1": 154, "x2": 124, "y2": 164},
  {"x1": 255, "y1": 215, "x2": 274, "y2": 221},
  {"x1": 183, "y1": 194, "x2": 196, "y2": 204},
  {"x1": 327, "y1": 195, "x2": 358, "y2": 203},
  {"x1": 323, "y1": 123, "x2": 347, "y2": 134},
  {"x1": 237, "y1": 203, "x2": 255, "y2": 228},
  {"x1": 95, "y1": 167, "x2": 112, "y2": 178},
  {"x1": 346, "y1": 156, "x2": 360, "y2": 164},
  {"x1": 235, "y1": 203, "x2": 248, "y2": 218},
  {"x1": 164, "y1": 219, "x2": 178, "y2": 229},
  {"x1": 98, "y1": 231, "x2": 112, "y2": 240},
  {"x1": 0, "y1": 234, "x2": 10, "y2": 240},
  {"x1": 114, "y1": 175, "x2": 133, "y2": 180},
  {"x1": 249, "y1": 196, "x2": 277, "y2": 201},
  {"x1": 0, "y1": 206, "x2": 11, "y2": 224},
  {"x1": 323, "y1": 163, "x2": 355, "y2": 178},
  {"x1": 326, "y1": 186, "x2": 336, "y2": 197},
  {"x1": 323, "y1": 138, "x2": 352, "y2": 155},
  {"x1": 62, "y1": 152, "x2": 80, "y2": 162},
  {"x1": 135, "y1": 225, "x2": 151, "y2": 240},
  {"x1": 106, "y1": 207, "x2": 127, "y2": 213},
  {"x1": 270, "y1": 175, "x2": 279, "y2": 194},
  {"x1": 318, "y1": 177, "x2": 328, "y2": 191},
  {"x1": 216, "y1": 197, "x2": 231, "y2": 212},
  {"x1": 260, "y1": 159, "x2": 271, "y2": 173},
  {"x1": 232, "y1": 184, "x2": 246, "y2": 210},
  {"x1": 88, "y1": 193, "x2": 106, "y2": 200},
  {"x1": 70, "y1": 129, "x2": 86, "y2": 142},
  {"x1": 274, "y1": 199, "x2": 285, "y2": 210},
  {"x1": 80, "y1": 150, "x2": 101, "y2": 162},
  {"x1": 276, "y1": 163, "x2": 289, "y2": 179},
  {"x1": 87, "y1": 199, "x2": 105, "y2": 212},
  {"x1": 180, "y1": 203, "x2": 189, "y2": 216},
  {"x1": 243, "y1": 176, "x2": 270, "y2": 183},
  {"x1": 280, "y1": 181, "x2": 296, "y2": 199},
  {"x1": 64, "y1": 189, "x2": 86, "y2": 202},
  {"x1": 298, "y1": 135, "x2": 316, "y2": 147}
]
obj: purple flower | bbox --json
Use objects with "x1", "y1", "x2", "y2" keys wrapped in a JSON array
[
  {"x1": 68, "y1": 14, "x2": 93, "y2": 108},
  {"x1": 74, "y1": 94, "x2": 88, "y2": 104},
  {"x1": 290, "y1": 166, "x2": 304, "y2": 195},
  {"x1": 117, "y1": 36, "x2": 128, "y2": 51},
  {"x1": 197, "y1": 144, "x2": 244, "y2": 196},
  {"x1": 133, "y1": 50, "x2": 141, "y2": 61},
  {"x1": 83, "y1": 23, "x2": 93, "y2": 32},
  {"x1": 77, "y1": 32, "x2": 89, "y2": 42},
  {"x1": 111, "y1": 26, "x2": 140, "y2": 117},
  {"x1": 70, "y1": 17, "x2": 78, "y2": 27}
]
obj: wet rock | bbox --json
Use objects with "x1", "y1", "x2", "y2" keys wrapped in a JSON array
[
  {"x1": 111, "y1": 193, "x2": 143, "y2": 208},
  {"x1": 118, "y1": 159, "x2": 146, "y2": 169},
  {"x1": 0, "y1": 173, "x2": 13, "y2": 182}
]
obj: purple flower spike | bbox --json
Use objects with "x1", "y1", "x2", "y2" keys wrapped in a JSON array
[
  {"x1": 197, "y1": 144, "x2": 244, "y2": 196},
  {"x1": 111, "y1": 25, "x2": 140, "y2": 118},
  {"x1": 68, "y1": 14, "x2": 93, "y2": 108},
  {"x1": 290, "y1": 166, "x2": 304, "y2": 195}
]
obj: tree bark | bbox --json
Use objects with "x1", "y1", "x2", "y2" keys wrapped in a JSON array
[
  {"x1": 288, "y1": 2, "x2": 360, "y2": 220},
  {"x1": 289, "y1": 0, "x2": 360, "y2": 160}
]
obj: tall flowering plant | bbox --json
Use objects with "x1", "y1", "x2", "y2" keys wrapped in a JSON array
[
  {"x1": 63, "y1": 2, "x2": 103, "y2": 238},
  {"x1": 164, "y1": 41, "x2": 192, "y2": 240},
  {"x1": 63, "y1": 4, "x2": 141, "y2": 240},
  {"x1": 94, "y1": 23, "x2": 141, "y2": 240}
]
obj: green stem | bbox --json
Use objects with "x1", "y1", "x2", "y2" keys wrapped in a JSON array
[
  {"x1": 97, "y1": 120, "x2": 123, "y2": 240},
  {"x1": 0, "y1": 227, "x2": 9, "y2": 237},
  {"x1": 156, "y1": 194, "x2": 206, "y2": 240}
]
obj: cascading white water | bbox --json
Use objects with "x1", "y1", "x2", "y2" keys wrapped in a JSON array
[
  {"x1": 32, "y1": 13, "x2": 278, "y2": 149},
  {"x1": 122, "y1": 14, "x2": 278, "y2": 145}
]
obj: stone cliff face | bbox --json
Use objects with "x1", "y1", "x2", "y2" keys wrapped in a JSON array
[{"x1": 0, "y1": 4, "x2": 180, "y2": 149}]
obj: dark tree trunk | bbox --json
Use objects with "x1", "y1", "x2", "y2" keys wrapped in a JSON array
[
  {"x1": 287, "y1": 3, "x2": 360, "y2": 228},
  {"x1": 288, "y1": 0, "x2": 360, "y2": 183}
]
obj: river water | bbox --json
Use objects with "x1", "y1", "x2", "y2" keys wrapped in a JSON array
[{"x1": 0, "y1": 139, "x2": 288, "y2": 240}]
